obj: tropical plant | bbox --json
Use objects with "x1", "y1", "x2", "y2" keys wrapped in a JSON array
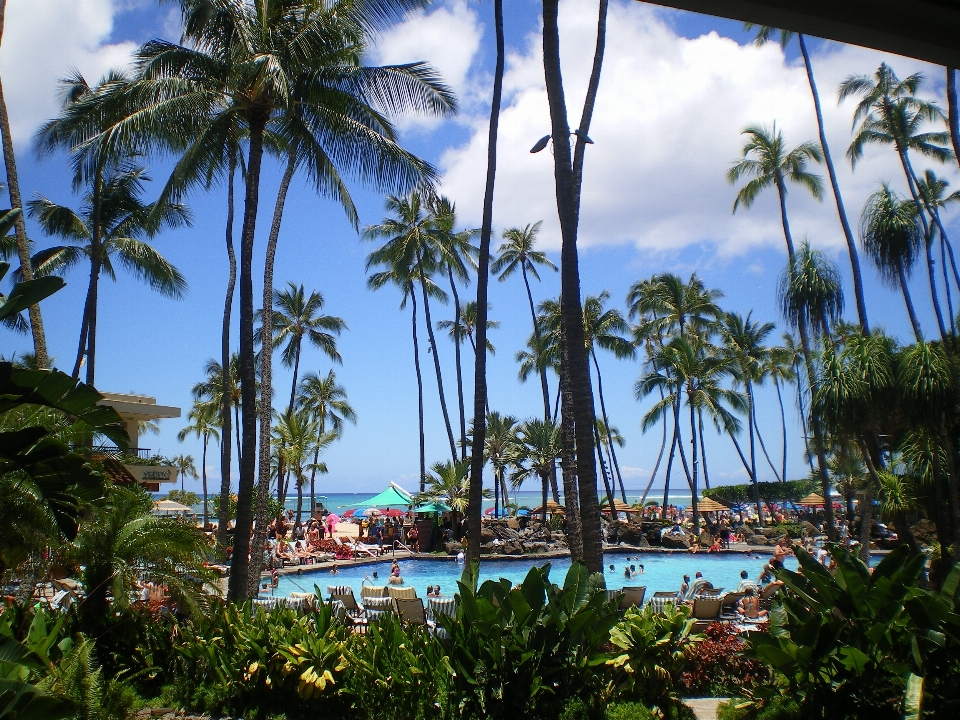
[
  {"x1": 170, "y1": 454, "x2": 198, "y2": 494},
  {"x1": 482, "y1": 411, "x2": 518, "y2": 516},
  {"x1": 177, "y1": 401, "x2": 220, "y2": 527},
  {"x1": 0, "y1": 609, "x2": 75, "y2": 720},
  {"x1": 510, "y1": 418, "x2": 562, "y2": 523},
  {"x1": 438, "y1": 301, "x2": 497, "y2": 355},
  {"x1": 297, "y1": 369, "x2": 355, "y2": 514},
  {"x1": 273, "y1": 407, "x2": 337, "y2": 524},
  {"x1": 414, "y1": 458, "x2": 478, "y2": 537}
]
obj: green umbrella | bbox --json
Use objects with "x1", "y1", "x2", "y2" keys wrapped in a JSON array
[{"x1": 414, "y1": 502, "x2": 451, "y2": 513}]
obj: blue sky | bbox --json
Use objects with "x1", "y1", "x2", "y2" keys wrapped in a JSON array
[{"x1": 2, "y1": 0, "x2": 958, "y2": 495}]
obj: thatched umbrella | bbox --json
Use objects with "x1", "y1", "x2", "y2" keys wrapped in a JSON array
[
  {"x1": 798, "y1": 493, "x2": 826, "y2": 507},
  {"x1": 531, "y1": 500, "x2": 565, "y2": 515},
  {"x1": 696, "y1": 497, "x2": 729, "y2": 513},
  {"x1": 601, "y1": 498, "x2": 635, "y2": 514}
]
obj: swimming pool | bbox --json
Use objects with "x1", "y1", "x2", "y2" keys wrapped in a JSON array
[{"x1": 270, "y1": 551, "x2": 801, "y2": 599}]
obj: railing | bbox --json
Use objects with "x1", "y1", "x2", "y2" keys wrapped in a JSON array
[{"x1": 92, "y1": 446, "x2": 151, "y2": 460}]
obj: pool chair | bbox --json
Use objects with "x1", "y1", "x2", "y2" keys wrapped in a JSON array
[
  {"x1": 684, "y1": 579, "x2": 712, "y2": 601},
  {"x1": 759, "y1": 581, "x2": 784, "y2": 611},
  {"x1": 648, "y1": 591, "x2": 679, "y2": 614},
  {"x1": 719, "y1": 592, "x2": 746, "y2": 621},
  {"x1": 330, "y1": 591, "x2": 368, "y2": 633},
  {"x1": 696, "y1": 586, "x2": 724, "y2": 598},
  {"x1": 326, "y1": 584, "x2": 353, "y2": 599},
  {"x1": 393, "y1": 597, "x2": 434, "y2": 630},
  {"x1": 387, "y1": 585, "x2": 417, "y2": 600},
  {"x1": 360, "y1": 585, "x2": 388, "y2": 600},
  {"x1": 690, "y1": 596, "x2": 723, "y2": 633},
  {"x1": 351, "y1": 539, "x2": 380, "y2": 559},
  {"x1": 619, "y1": 586, "x2": 647, "y2": 611}
]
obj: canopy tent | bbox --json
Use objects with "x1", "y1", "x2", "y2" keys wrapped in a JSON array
[
  {"x1": 531, "y1": 500, "x2": 565, "y2": 514},
  {"x1": 414, "y1": 502, "x2": 451, "y2": 514},
  {"x1": 696, "y1": 497, "x2": 729, "y2": 513},
  {"x1": 798, "y1": 493, "x2": 826, "y2": 507},
  {"x1": 351, "y1": 482, "x2": 413, "y2": 508},
  {"x1": 154, "y1": 500, "x2": 192, "y2": 514}
]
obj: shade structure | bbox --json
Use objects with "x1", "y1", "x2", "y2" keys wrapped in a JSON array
[
  {"x1": 602, "y1": 499, "x2": 634, "y2": 513},
  {"x1": 798, "y1": 493, "x2": 826, "y2": 507},
  {"x1": 382, "y1": 509, "x2": 404, "y2": 518},
  {"x1": 154, "y1": 500, "x2": 192, "y2": 513},
  {"x1": 352, "y1": 482, "x2": 413, "y2": 508},
  {"x1": 362, "y1": 508, "x2": 381, "y2": 517},
  {"x1": 341, "y1": 509, "x2": 356, "y2": 518},
  {"x1": 696, "y1": 497, "x2": 729, "y2": 513},
  {"x1": 531, "y1": 500, "x2": 565, "y2": 514},
  {"x1": 414, "y1": 502, "x2": 451, "y2": 514}
]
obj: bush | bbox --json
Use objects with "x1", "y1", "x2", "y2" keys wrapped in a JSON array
[
  {"x1": 682, "y1": 623, "x2": 770, "y2": 697},
  {"x1": 717, "y1": 696, "x2": 801, "y2": 720},
  {"x1": 604, "y1": 702, "x2": 658, "y2": 720}
]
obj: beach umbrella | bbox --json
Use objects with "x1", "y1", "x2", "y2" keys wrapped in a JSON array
[
  {"x1": 341, "y1": 509, "x2": 357, "y2": 518},
  {"x1": 363, "y1": 508, "x2": 381, "y2": 517},
  {"x1": 798, "y1": 493, "x2": 825, "y2": 507},
  {"x1": 531, "y1": 500, "x2": 565, "y2": 514},
  {"x1": 414, "y1": 502, "x2": 451, "y2": 514},
  {"x1": 696, "y1": 497, "x2": 729, "y2": 513},
  {"x1": 382, "y1": 509, "x2": 404, "y2": 518}
]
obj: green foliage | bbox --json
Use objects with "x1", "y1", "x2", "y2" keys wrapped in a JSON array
[
  {"x1": 607, "y1": 602, "x2": 697, "y2": 715},
  {"x1": 702, "y1": 479, "x2": 819, "y2": 506},
  {"x1": 441, "y1": 561, "x2": 619, "y2": 720},
  {"x1": 165, "y1": 489, "x2": 199, "y2": 507},
  {"x1": 717, "y1": 696, "x2": 800, "y2": 720},
  {"x1": 603, "y1": 702, "x2": 659, "y2": 720},
  {"x1": 0, "y1": 608, "x2": 75, "y2": 720}
]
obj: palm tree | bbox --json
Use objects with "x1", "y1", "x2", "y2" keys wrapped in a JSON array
[
  {"x1": 273, "y1": 408, "x2": 337, "y2": 525},
  {"x1": 171, "y1": 454, "x2": 198, "y2": 494},
  {"x1": 264, "y1": 282, "x2": 346, "y2": 413},
  {"x1": 177, "y1": 401, "x2": 221, "y2": 529},
  {"x1": 916, "y1": 169, "x2": 960, "y2": 333},
  {"x1": 65, "y1": 485, "x2": 213, "y2": 636},
  {"x1": 860, "y1": 184, "x2": 925, "y2": 340},
  {"x1": 0, "y1": 0, "x2": 48, "y2": 366},
  {"x1": 297, "y1": 369, "x2": 356, "y2": 514},
  {"x1": 492, "y1": 222, "x2": 557, "y2": 419},
  {"x1": 510, "y1": 418, "x2": 562, "y2": 524},
  {"x1": 414, "y1": 459, "x2": 478, "y2": 539},
  {"x1": 366, "y1": 259, "x2": 431, "y2": 490},
  {"x1": 365, "y1": 193, "x2": 458, "y2": 463},
  {"x1": 28, "y1": 164, "x2": 189, "y2": 385},
  {"x1": 466, "y1": 0, "x2": 505, "y2": 564},
  {"x1": 748, "y1": 25, "x2": 869, "y2": 330},
  {"x1": 438, "y1": 301, "x2": 497, "y2": 355},
  {"x1": 482, "y1": 411, "x2": 518, "y2": 518},
  {"x1": 779, "y1": 241, "x2": 845, "y2": 537},
  {"x1": 121, "y1": 0, "x2": 455, "y2": 601},
  {"x1": 764, "y1": 344, "x2": 798, "y2": 483}
]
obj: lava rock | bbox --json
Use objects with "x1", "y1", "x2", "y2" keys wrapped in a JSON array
[
  {"x1": 746, "y1": 534, "x2": 769, "y2": 546},
  {"x1": 445, "y1": 541, "x2": 464, "y2": 555},
  {"x1": 660, "y1": 528, "x2": 691, "y2": 549}
]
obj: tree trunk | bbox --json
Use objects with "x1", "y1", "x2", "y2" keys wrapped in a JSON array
[
  {"x1": 697, "y1": 408, "x2": 710, "y2": 489},
  {"x1": 81, "y1": 171, "x2": 104, "y2": 386},
  {"x1": 202, "y1": 432, "x2": 209, "y2": 529},
  {"x1": 940, "y1": 234, "x2": 956, "y2": 337},
  {"x1": 592, "y1": 350, "x2": 626, "y2": 502},
  {"x1": 559, "y1": 365, "x2": 583, "y2": 560},
  {"x1": 775, "y1": 174, "x2": 797, "y2": 258},
  {"x1": 898, "y1": 262, "x2": 924, "y2": 341},
  {"x1": 753, "y1": 392, "x2": 782, "y2": 482},
  {"x1": 447, "y1": 268, "x2": 467, "y2": 460},
  {"x1": 218, "y1": 151, "x2": 237, "y2": 552},
  {"x1": 416, "y1": 248, "x2": 458, "y2": 463},
  {"x1": 923, "y1": 229, "x2": 948, "y2": 339},
  {"x1": 523, "y1": 265, "x2": 552, "y2": 420},
  {"x1": 775, "y1": 378, "x2": 788, "y2": 483},
  {"x1": 641, "y1": 386, "x2": 669, "y2": 506},
  {"x1": 228, "y1": 111, "x2": 267, "y2": 602},
  {"x1": 662, "y1": 425, "x2": 678, "y2": 515},
  {"x1": 594, "y1": 420, "x2": 616, "y2": 517},
  {"x1": 948, "y1": 68, "x2": 960, "y2": 173},
  {"x1": 689, "y1": 392, "x2": 700, "y2": 531},
  {"x1": 288, "y1": 341, "x2": 302, "y2": 413},
  {"x1": 296, "y1": 475, "x2": 304, "y2": 526},
  {"x1": 411, "y1": 284, "x2": 427, "y2": 491},
  {"x1": 798, "y1": 34, "x2": 869, "y2": 331},
  {"x1": 0, "y1": 28, "x2": 48, "y2": 368},
  {"x1": 541, "y1": 0, "x2": 607, "y2": 574},
  {"x1": 247, "y1": 151, "x2": 296, "y2": 598}
]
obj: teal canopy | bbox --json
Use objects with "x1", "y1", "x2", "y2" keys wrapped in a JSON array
[
  {"x1": 352, "y1": 484, "x2": 413, "y2": 508},
  {"x1": 414, "y1": 502, "x2": 451, "y2": 513}
]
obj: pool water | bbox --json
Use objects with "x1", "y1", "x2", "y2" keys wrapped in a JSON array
[{"x1": 271, "y1": 551, "x2": 800, "y2": 599}]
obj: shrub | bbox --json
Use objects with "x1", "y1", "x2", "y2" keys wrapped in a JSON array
[
  {"x1": 682, "y1": 623, "x2": 770, "y2": 697},
  {"x1": 603, "y1": 702, "x2": 658, "y2": 720},
  {"x1": 717, "y1": 696, "x2": 801, "y2": 720}
]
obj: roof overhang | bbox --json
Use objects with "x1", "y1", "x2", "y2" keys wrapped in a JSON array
[
  {"x1": 97, "y1": 392, "x2": 181, "y2": 421},
  {"x1": 641, "y1": 0, "x2": 960, "y2": 68}
]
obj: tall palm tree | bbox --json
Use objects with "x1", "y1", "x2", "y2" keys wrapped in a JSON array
[
  {"x1": 483, "y1": 411, "x2": 518, "y2": 518},
  {"x1": 429, "y1": 195, "x2": 478, "y2": 459},
  {"x1": 916, "y1": 169, "x2": 960, "y2": 334},
  {"x1": 365, "y1": 193, "x2": 458, "y2": 463},
  {"x1": 120, "y1": 0, "x2": 454, "y2": 601},
  {"x1": 273, "y1": 407, "x2": 336, "y2": 525},
  {"x1": 28, "y1": 164, "x2": 189, "y2": 385},
  {"x1": 540, "y1": 0, "x2": 610, "y2": 574},
  {"x1": 177, "y1": 401, "x2": 221, "y2": 528},
  {"x1": 297, "y1": 369, "x2": 356, "y2": 514},
  {"x1": 764, "y1": 344, "x2": 798, "y2": 483},
  {"x1": 171, "y1": 454, "x2": 198, "y2": 494},
  {"x1": 779, "y1": 242, "x2": 845, "y2": 536},
  {"x1": 466, "y1": 0, "x2": 505, "y2": 564},
  {"x1": 748, "y1": 25, "x2": 869, "y2": 330},
  {"x1": 510, "y1": 418, "x2": 562, "y2": 524},
  {"x1": 0, "y1": 0, "x2": 47, "y2": 366},
  {"x1": 492, "y1": 221, "x2": 557, "y2": 419},
  {"x1": 438, "y1": 301, "x2": 497, "y2": 355},
  {"x1": 366, "y1": 260, "x2": 430, "y2": 490},
  {"x1": 414, "y1": 459, "x2": 478, "y2": 538},
  {"x1": 860, "y1": 184, "x2": 925, "y2": 340}
]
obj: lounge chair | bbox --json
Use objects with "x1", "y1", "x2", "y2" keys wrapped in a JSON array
[
  {"x1": 393, "y1": 597, "x2": 433, "y2": 629},
  {"x1": 719, "y1": 591, "x2": 746, "y2": 621},
  {"x1": 351, "y1": 539, "x2": 380, "y2": 559},
  {"x1": 427, "y1": 596, "x2": 457, "y2": 622},
  {"x1": 361, "y1": 585, "x2": 388, "y2": 600},
  {"x1": 387, "y1": 585, "x2": 417, "y2": 600},
  {"x1": 331, "y1": 591, "x2": 368, "y2": 633},
  {"x1": 759, "y1": 581, "x2": 784, "y2": 610},
  {"x1": 648, "y1": 591, "x2": 679, "y2": 614},
  {"x1": 696, "y1": 586, "x2": 724, "y2": 598},
  {"x1": 684, "y1": 579, "x2": 712, "y2": 601},
  {"x1": 619, "y1": 586, "x2": 647, "y2": 611},
  {"x1": 690, "y1": 596, "x2": 723, "y2": 633}
]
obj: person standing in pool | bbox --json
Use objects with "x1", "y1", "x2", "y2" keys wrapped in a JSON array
[{"x1": 680, "y1": 574, "x2": 691, "y2": 597}]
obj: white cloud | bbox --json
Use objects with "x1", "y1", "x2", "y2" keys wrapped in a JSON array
[
  {"x1": 438, "y1": 0, "x2": 959, "y2": 260},
  {"x1": 0, "y1": 0, "x2": 138, "y2": 142},
  {"x1": 368, "y1": 0, "x2": 483, "y2": 131}
]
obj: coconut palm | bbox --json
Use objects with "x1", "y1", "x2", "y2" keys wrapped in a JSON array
[
  {"x1": 177, "y1": 401, "x2": 221, "y2": 528},
  {"x1": 492, "y1": 222, "x2": 557, "y2": 419},
  {"x1": 465, "y1": 0, "x2": 505, "y2": 563},
  {"x1": 171, "y1": 454, "x2": 198, "y2": 494},
  {"x1": 27, "y1": 164, "x2": 189, "y2": 386},
  {"x1": 438, "y1": 301, "x2": 497, "y2": 355},
  {"x1": 764, "y1": 344, "x2": 798, "y2": 483},
  {"x1": 365, "y1": 193, "x2": 457, "y2": 464},
  {"x1": 116, "y1": 0, "x2": 454, "y2": 600},
  {"x1": 748, "y1": 25, "x2": 869, "y2": 330},
  {"x1": 272, "y1": 407, "x2": 336, "y2": 525},
  {"x1": 916, "y1": 169, "x2": 960, "y2": 334},
  {"x1": 510, "y1": 418, "x2": 562, "y2": 524},
  {"x1": 482, "y1": 411, "x2": 518, "y2": 517},
  {"x1": 860, "y1": 184, "x2": 925, "y2": 340},
  {"x1": 414, "y1": 459, "x2": 479, "y2": 538},
  {"x1": 297, "y1": 369, "x2": 356, "y2": 514}
]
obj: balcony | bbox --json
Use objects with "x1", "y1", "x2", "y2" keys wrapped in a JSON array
[{"x1": 92, "y1": 446, "x2": 152, "y2": 460}]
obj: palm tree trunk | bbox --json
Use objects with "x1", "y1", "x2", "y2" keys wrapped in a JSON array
[
  {"x1": 662, "y1": 425, "x2": 678, "y2": 516},
  {"x1": 728, "y1": 429, "x2": 764, "y2": 520},
  {"x1": 288, "y1": 341, "x2": 302, "y2": 413},
  {"x1": 541, "y1": 470, "x2": 549, "y2": 525},
  {"x1": 592, "y1": 350, "x2": 626, "y2": 503},
  {"x1": 924, "y1": 229, "x2": 949, "y2": 339},
  {"x1": 248, "y1": 151, "x2": 296, "y2": 597},
  {"x1": 940, "y1": 234, "x2": 957, "y2": 337},
  {"x1": 689, "y1": 396, "x2": 700, "y2": 532},
  {"x1": 542, "y1": 0, "x2": 607, "y2": 573},
  {"x1": 82, "y1": 170, "x2": 105, "y2": 386},
  {"x1": 559, "y1": 363, "x2": 583, "y2": 560},
  {"x1": 447, "y1": 268, "x2": 467, "y2": 460},
  {"x1": 641, "y1": 386, "x2": 669, "y2": 506},
  {"x1": 522, "y1": 265, "x2": 552, "y2": 420},
  {"x1": 775, "y1": 174, "x2": 797, "y2": 258},
  {"x1": 202, "y1": 432, "x2": 209, "y2": 529},
  {"x1": 898, "y1": 262, "x2": 924, "y2": 341},
  {"x1": 411, "y1": 284, "x2": 427, "y2": 492},
  {"x1": 235, "y1": 401, "x2": 242, "y2": 468},
  {"x1": 948, "y1": 68, "x2": 960, "y2": 173},
  {"x1": 798, "y1": 34, "x2": 868, "y2": 331},
  {"x1": 672, "y1": 394, "x2": 694, "y2": 489},
  {"x1": 296, "y1": 475, "x2": 304, "y2": 526},
  {"x1": 0, "y1": 0, "x2": 48, "y2": 368},
  {"x1": 494, "y1": 466, "x2": 500, "y2": 517},
  {"x1": 697, "y1": 408, "x2": 710, "y2": 489},
  {"x1": 775, "y1": 378, "x2": 788, "y2": 482},
  {"x1": 218, "y1": 152, "x2": 237, "y2": 551},
  {"x1": 793, "y1": 362, "x2": 814, "y2": 472},
  {"x1": 416, "y1": 249, "x2": 458, "y2": 463},
  {"x1": 753, "y1": 400, "x2": 782, "y2": 482},
  {"x1": 228, "y1": 111, "x2": 268, "y2": 602}
]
